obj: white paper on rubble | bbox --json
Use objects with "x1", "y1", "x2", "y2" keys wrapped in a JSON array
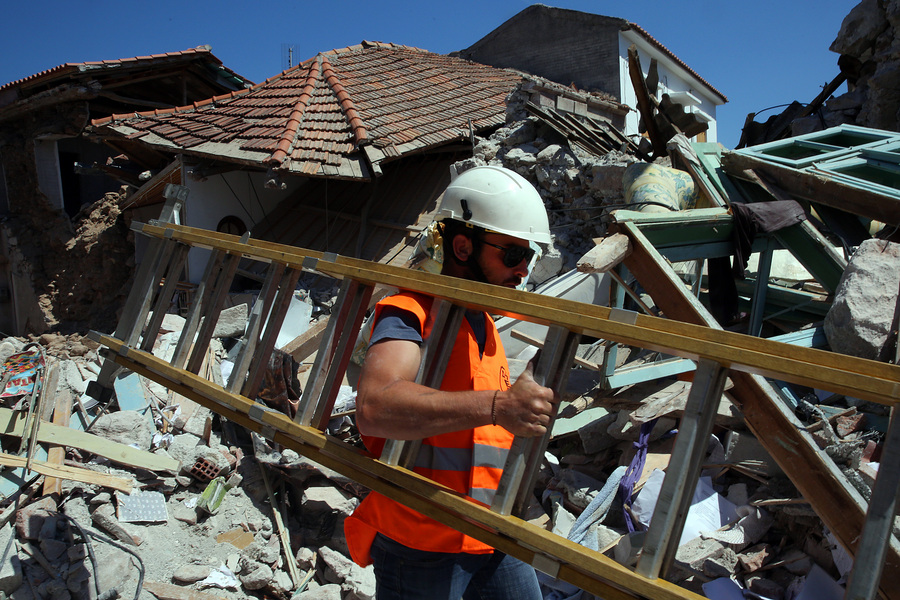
[{"x1": 631, "y1": 469, "x2": 739, "y2": 547}]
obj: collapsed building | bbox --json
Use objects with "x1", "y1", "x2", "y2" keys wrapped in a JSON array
[{"x1": 0, "y1": 2, "x2": 897, "y2": 600}]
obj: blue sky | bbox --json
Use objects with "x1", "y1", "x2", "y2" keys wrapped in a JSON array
[{"x1": 3, "y1": 1, "x2": 854, "y2": 149}]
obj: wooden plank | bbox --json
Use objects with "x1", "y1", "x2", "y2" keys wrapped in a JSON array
[
  {"x1": 615, "y1": 219, "x2": 900, "y2": 599},
  {"x1": 0, "y1": 453, "x2": 131, "y2": 494},
  {"x1": 721, "y1": 150, "x2": 900, "y2": 227},
  {"x1": 0, "y1": 407, "x2": 179, "y2": 473},
  {"x1": 627, "y1": 45, "x2": 666, "y2": 158},
  {"x1": 42, "y1": 386, "x2": 73, "y2": 496},
  {"x1": 97, "y1": 337, "x2": 705, "y2": 600},
  {"x1": 143, "y1": 581, "x2": 231, "y2": 600},
  {"x1": 282, "y1": 317, "x2": 330, "y2": 363}
]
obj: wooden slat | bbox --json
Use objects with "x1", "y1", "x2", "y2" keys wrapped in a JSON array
[
  {"x1": 0, "y1": 408, "x2": 179, "y2": 473},
  {"x1": 721, "y1": 150, "x2": 900, "y2": 228},
  {"x1": 42, "y1": 386, "x2": 72, "y2": 496},
  {"x1": 0, "y1": 453, "x2": 132, "y2": 494}
]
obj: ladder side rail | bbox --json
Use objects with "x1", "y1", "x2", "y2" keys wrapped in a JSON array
[
  {"x1": 843, "y1": 405, "x2": 900, "y2": 600},
  {"x1": 226, "y1": 261, "x2": 286, "y2": 393},
  {"x1": 512, "y1": 329, "x2": 581, "y2": 516},
  {"x1": 140, "y1": 243, "x2": 190, "y2": 353},
  {"x1": 138, "y1": 224, "x2": 900, "y2": 403},
  {"x1": 129, "y1": 231, "x2": 180, "y2": 346},
  {"x1": 186, "y1": 246, "x2": 243, "y2": 374},
  {"x1": 635, "y1": 358, "x2": 729, "y2": 579},
  {"x1": 171, "y1": 249, "x2": 226, "y2": 369},
  {"x1": 296, "y1": 277, "x2": 357, "y2": 426},
  {"x1": 380, "y1": 301, "x2": 465, "y2": 468},
  {"x1": 309, "y1": 280, "x2": 374, "y2": 430},
  {"x1": 491, "y1": 325, "x2": 574, "y2": 516},
  {"x1": 243, "y1": 267, "x2": 302, "y2": 401}
]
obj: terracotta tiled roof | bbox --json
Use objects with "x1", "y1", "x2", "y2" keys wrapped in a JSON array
[
  {"x1": 626, "y1": 23, "x2": 727, "y2": 103},
  {"x1": 0, "y1": 46, "x2": 251, "y2": 94},
  {"x1": 90, "y1": 42, "x2": 525, "y2": 180}
]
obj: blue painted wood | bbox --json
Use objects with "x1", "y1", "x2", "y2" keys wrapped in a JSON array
[
  {"x1": 113, "y1": 372, "x2": 154, "y2": 423},
  {"x1": 605, "y1": 357, "x2": 696, "y2": 389},
  {"x1": 0, "y1": 446, "x2": 47, "y2": 500}
]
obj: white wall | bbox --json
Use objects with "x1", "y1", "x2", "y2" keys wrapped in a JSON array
[
  {"x1": 33, "y1": 138, "x2": 64, "y2": 210},
  {"x1": 181, "y1": 167, "x2": 301, "y2": 284},
  {"x1": 618, "y1": 32, "x2": 722, "y2": 145}
]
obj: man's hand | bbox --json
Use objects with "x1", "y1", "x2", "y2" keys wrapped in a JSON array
[{"x1": 493, "y1": 361, "x2": 557, "y2": 437}]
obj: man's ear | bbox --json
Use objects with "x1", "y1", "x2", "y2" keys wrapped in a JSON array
[{"x1": 451, "y1": 233, "x2": 473, "y2": 262}]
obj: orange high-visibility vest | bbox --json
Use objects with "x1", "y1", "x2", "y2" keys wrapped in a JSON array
[{"x1": 344, "y1": 292, "x2": 513, "y2": 566}]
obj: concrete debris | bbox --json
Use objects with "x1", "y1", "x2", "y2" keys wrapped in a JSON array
[{"x1": 825, "y1": 239, "x2": 900, "y2": 361}]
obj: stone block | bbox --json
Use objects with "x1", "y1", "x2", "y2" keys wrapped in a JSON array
[
  {"x1": 319, "y1": 546, "x2": 375, "y2": 600},
  {"x1": 214, "y1": 303, "x2": 249, "y2": 339},
  {"x1": 15, "y1": 495, "x2": 57, "y2": 541},
  {"x1": 0, "y1": 523, "x2": 22, "y2": 594}
]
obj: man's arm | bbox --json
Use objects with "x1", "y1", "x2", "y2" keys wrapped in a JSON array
[{"x1": 355, "y1": 337, "x2": 556, "y2": 440}]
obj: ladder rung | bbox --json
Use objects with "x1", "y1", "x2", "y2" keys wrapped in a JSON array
[
  {"x1": 636, "y1": 358, "x2": 728, "y2": 578},
  {"x1": 844, "y1": 406, "x2": 900, "y2": 599},
  {"x1": 381, "y1": 300, "x2": 465, "y2": 468},
  {"x1": 226, "y1": 262, "x2": 285, "y2": 393},
  {"x1": 492, "y1": 325, "x2": 580, "y2": 516}
]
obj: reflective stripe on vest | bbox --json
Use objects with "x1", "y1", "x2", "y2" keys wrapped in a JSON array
[{"x1": 414, "y1": 443, "x2": 509, "y2": 473}]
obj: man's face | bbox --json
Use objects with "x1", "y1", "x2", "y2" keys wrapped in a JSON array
[{"x1": 476, "y1": 232, "x2": 533, "y2": 288}]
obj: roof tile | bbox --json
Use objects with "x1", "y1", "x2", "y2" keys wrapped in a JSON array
[{"x1": 91, "y1": 44, "x2": 523, "y2": 179}]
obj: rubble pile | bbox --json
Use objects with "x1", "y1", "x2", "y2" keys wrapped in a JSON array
[
  {"x1": 0, "y1": 230, "x2": 895, "y2": 599},
  {"x1": 459, "y1": 116, "x2": 639, "y2": 281},
  {"x1": 0, "y1": 325, "x2": 379, "y2": 600},
  {"x1": 0, "y1": 4, "x2": 897, "y2": 599}
]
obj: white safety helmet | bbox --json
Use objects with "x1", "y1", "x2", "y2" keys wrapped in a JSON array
[{"x1": 436, "y1": 166, "x2": 551, "y2": 245}]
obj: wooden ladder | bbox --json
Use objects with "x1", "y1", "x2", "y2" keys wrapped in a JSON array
[{"x1": 88, "y1": 218, "x2": 900, "y2": 600}]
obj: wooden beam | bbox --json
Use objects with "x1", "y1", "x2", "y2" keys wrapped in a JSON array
[
  {"x1": 576, "y1": 234, "x2": 632, "y2": 273},
  {"x1": 42, "y1": 387, "x2": 73, "y2": 497},
  {"x1": 0, "y1": 407, "x2": 179, "y2": 473},
  {"x1": 627, "y1": 45, "x2": 667, "y2": 158},
  {"x1": 0, "y1": 453, "x2": 132, "y2": 494},
  {"x1": 720, "y1": 150, "x2": 900, "y2": 228}
]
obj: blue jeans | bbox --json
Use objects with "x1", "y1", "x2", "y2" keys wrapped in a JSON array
[{"x1": 370, "y1": 533, "x2": 542, "y2": 600}]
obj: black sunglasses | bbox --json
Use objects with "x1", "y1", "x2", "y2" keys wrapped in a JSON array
[{"x1": 481, "y1": 240, "x2": 536, "y2": 268}]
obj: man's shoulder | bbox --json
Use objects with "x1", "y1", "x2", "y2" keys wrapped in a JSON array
[{"x1": 378, "y1": 292, "x2": 434, "y2": 315}]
